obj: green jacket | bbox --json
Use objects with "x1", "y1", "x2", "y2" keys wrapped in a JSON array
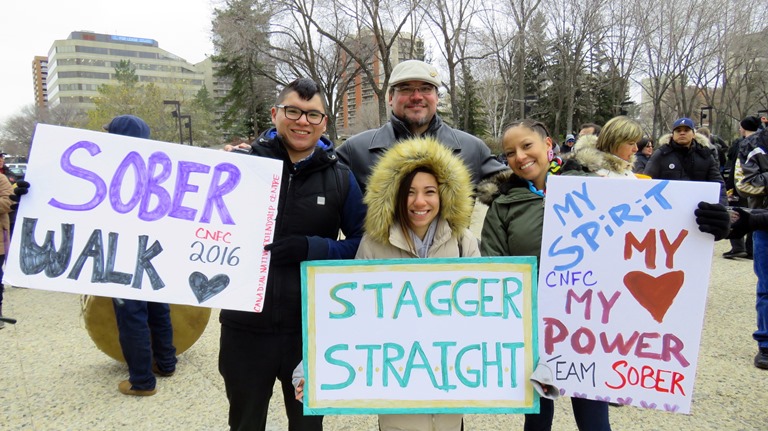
[{"x1": 477, "y1": 170, "x2": 545, "y2": 259}]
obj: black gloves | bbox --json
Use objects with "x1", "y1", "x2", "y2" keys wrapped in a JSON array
[
  {"x1": 694, "y1": 201, "x2": 730, "y2": 241},
  {"x1": 264, "y1": 235, "x2": 309, "y2": 265},
  {"x1": 726, "y1": 207, "x2": 752, "y2": 239},
  {"x1": 10, "y1": 180, "x2": 29, "y2": 211}
]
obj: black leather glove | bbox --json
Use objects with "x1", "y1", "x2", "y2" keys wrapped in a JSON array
[
  {"x1": 264, "y1": 235, "x2": 309, "y2": 265},
  {"x1": 726, "y1": 207, "x2": 752, "y2": 239},
  {"x1": 10, "y1": 180, "x2": 29, "y2": 211},
  {"x1": 694, "y1": 201, "x2": 730, "y2": 241}
]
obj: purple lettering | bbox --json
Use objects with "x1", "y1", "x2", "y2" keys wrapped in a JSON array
[{"x1": 48, "y1": 141, "x2": 107, "y2": 211}]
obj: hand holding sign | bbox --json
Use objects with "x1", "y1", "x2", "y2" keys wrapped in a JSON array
[
  {"x1": 265, "y1": 235, "x2": 308, "y2": 264},
  {"x1": 10, "y1": 180, "x2": 29, "y2": 211},
  {"x1": 694, "y1": 202, "x2": 730, "y2": 240}
]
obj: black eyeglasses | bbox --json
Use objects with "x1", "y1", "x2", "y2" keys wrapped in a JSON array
[
  {"x1": 394, "y1": 85, "x2": 436, "y2": 96},
  {"x1": 275, "y1": 105, "x2": 326, "y2": 125}
]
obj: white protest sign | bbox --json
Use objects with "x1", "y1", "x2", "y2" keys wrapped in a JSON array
[
  {"x1": 301, "y1": 257, "x2": 539, "y2": 415},
  {"x1": 538, "y1": 175, "x2": 719, "y2": 414},
  {"x1": 5, "y1": 124, "x2": 282, "y2": 313}
]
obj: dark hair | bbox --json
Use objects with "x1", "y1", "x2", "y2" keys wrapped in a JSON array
[
  {"x1": 636, "y1": 137, "x2": 651, "y2": 151},
  {"x1": 502, "y1": 118, "x2": 551, "y2": 140},
  {"x1": 276, "y1": 78, "x2": 326, "y2": 111},
  {"x1": 580, "y1": 123, "x2": 602, "y2": 136},
  {"x1": 395, "y1": 166, "x2": 438, "y2": 251}
]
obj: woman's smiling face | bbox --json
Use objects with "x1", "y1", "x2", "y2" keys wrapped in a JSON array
[{"x1": 502, "y1": 125, "x2": 552, "y2": 190}]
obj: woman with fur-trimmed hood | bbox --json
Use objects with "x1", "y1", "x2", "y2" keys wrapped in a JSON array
[
  {"x1": 564, "y1": 115, "x2": 647, "y2": 178},
  {"x1": 356, "y1": 137, "x2": 479, "y2": 431},
  {"x1": 356, "y1": 137, "x2": 480, "y2": 260}
]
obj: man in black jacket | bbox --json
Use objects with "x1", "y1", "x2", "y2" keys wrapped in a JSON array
[
  {"x1": 218, "y1": 78, "x2": 366, "y2": 430},
  {"x1": 644, "y1": 117, "x2": 727, "y2": 205}
]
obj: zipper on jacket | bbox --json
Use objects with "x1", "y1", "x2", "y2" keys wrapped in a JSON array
[{"x1": 271, "y1": 171, "x2": 294, "y2": 330}]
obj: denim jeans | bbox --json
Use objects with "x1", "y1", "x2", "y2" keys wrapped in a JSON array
[
  {"x1": 113, "y1": 299, "x2": 177, "y2": 390},
  {"x1": 525, "y1": 397, "x2": 611, "y2": 431},
  {"x1": 753, "y1": 231, "x2": 768, "y2": 349}
]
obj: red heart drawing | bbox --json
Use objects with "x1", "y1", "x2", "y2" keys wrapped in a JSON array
[{"x1": 622, "y1": 271, "x2": 685, "y2": 323}]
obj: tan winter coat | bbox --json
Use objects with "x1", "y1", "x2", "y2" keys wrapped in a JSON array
[
  {"x1": 355, "y1": 137, "x2": 478, "y2": 431},
  {"x1": 0, "y1": 175, "x2": 13, "y2": 254}
]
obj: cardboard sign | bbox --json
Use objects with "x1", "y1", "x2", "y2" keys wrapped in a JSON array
[
  {"x1": 538, "y1": 176, "x2": 719, "y2": 414},
  {"x1": 5, "y1": 124, "x2": 282, "y2": 313},
  {"x1": 301, "y1": 257, "x2": 539, "y2": 415}
]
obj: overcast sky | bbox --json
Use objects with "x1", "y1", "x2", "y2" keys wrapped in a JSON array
[{"x1": 0, "y1": 0, "x2": 218, "y2": 122}]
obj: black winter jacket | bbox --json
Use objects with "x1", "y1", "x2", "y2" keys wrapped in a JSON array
[
  {"x1": 643, "y1": 133, "x2": 727, "y2": 205},
  {"x1": 219, "y1": 129, "x2": 366, "y2": 333}
]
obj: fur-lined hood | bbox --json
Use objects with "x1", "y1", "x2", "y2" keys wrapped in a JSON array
[
  {"x1": 657, "y1": 132, "x2": 711, "y2": 148},
  {"x1": 363, "y1": 137, "x2": 474, "y2": 245},
  {"x1": 565, "y1": 134, "x2": 634, "y2": 175},
  {"x1": 476, "y1": 169, "x2": 521, "y2": 206}
]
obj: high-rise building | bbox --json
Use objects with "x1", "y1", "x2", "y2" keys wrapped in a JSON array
[
  {"x1": 44, "y1": 31, "x2": 211, "y2": 111},
  {"x1": 31, "y1": 56, "x2": 48, "y2": 109},
  {"x1": 337, "y1": 32, "x2": 426, "y2": 136}
]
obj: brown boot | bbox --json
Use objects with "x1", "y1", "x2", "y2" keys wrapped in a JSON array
[{"x1": 118, "y1": 380, "x2": 157, "y2": 396}]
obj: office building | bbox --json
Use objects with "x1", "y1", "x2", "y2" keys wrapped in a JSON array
[{"x1": 44, "y1": 31, "x2": 210, "y2": 112}]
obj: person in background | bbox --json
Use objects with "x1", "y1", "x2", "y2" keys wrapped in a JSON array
[
  {"x1": 219, "y1": 77, "x2": 366, "y2": 431},
  {"x1": 337, "y1": 60, "x2": 505, "y2": 194},
  {"x1": 0, "y1": 153, "x2": 19, "y2": 238},
  {"x1": 356, "y1": 137, "x2": 479, "y2": 431},
  {"x1": 104, "y1": 114, "x2": 178, "y2": 396},
  {"x1": 578, "y1": 122, "x2": 602, "y2": 138},
  {"x1": 560, "y1": 133, "x2": 576, "y2": 154},
  {"x1": 0, "y1": 168, "x2": 15, "y2": 330},
  {"x1": 732, "y1": 115, "x2": 768, "y2": 369},
  {"x1": 633, "y1": 138, "x2": 653, "y2": 174},
  {"x1": 643, "y1": 117, "x2": 727, "y2": 205},
  {"x1": 723, "y1": 116, "x2": 761, "y2": 259},
  {"x1": 698, "y1": 126, "x2": 727, "y2": 171}
]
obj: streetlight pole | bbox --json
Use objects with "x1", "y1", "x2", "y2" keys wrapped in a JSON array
[
  {"x1": 163, "y1": 100, "x2": 183, "y2": 145},
  {"x1": 180, "y1": 114, "x2": 192, "y2": 145}
]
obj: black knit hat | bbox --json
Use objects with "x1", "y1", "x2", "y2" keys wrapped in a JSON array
[{"x1": 741, "y1": 116, "x2": 760, "y2": 132}]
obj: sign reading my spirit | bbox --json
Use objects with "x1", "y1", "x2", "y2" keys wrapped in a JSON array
[
  {"x1": 301, "y1": 257, "x2": 539, "y2": 415},
  {"x1": 539, "y1": 176, "x2": 719, "y2": 414},
  {"x1": 5, "y1": 124, "x2": 282, "y2": 312}
]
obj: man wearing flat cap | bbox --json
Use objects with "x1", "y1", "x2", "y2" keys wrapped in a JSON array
[
  {"x1": 337, "y1": 59, "x2": 505, "y2": 194},
  {"x1": 643, "y1": 116, "x2": 727, "y2": 204}
]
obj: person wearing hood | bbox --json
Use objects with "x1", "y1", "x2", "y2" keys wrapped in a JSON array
[
  {"x1": 101, "y1": 115, "x2": 178, "y2": 397},
  {"x1": 356, "y1": 137, "x2": 479, "y2": 431},
  {"x1": 336, "y1": 60, "x2": 505, "y2": 195},
  {"x1": 219, "y1": 78, "x2": 366, "y2": 430},
  {"x1": 560, "y1": 133, "x2": 576, "y2": 154},
  {"x1": 643, "y1": 117, "x2": 727, "y2": 205},
  {"x1": 478, "y1": 116, "x2": 730, "y2": 431}
]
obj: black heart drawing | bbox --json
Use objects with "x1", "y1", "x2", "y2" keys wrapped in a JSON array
[{"x1": 189, "y1": 272, "x2": 230, "y2": 303}]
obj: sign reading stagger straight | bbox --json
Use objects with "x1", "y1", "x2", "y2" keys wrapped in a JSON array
[
  {"x1": 300, "y1": 257, "x2": 539, "y2": 415},
  {"x1": 5, "y1": 124, "x2": 282, "y2": 313}
]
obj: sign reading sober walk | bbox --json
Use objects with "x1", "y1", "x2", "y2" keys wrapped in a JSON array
[
  {"x1": 301, "y1": 257, "x2": 539, "y2": 415},
  {"x1": 5, "y1": 124, "x2": 283, "y2": 312},
  {"x1": 539, "y1": 176, "x2": 719, "y2": 414}
]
